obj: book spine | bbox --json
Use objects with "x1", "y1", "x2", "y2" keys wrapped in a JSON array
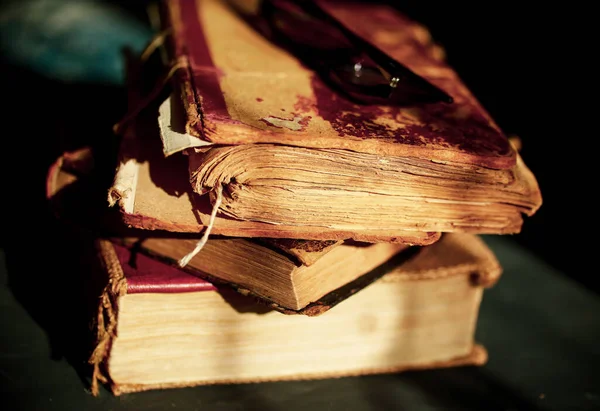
[
  {"x1": 160, "y1": 0, "x2": 206, "y2": 139},
  {"x1": 88, "y1": 240, "x2": 128, "y2": 397}
]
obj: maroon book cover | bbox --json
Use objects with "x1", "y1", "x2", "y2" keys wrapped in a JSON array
[
  {"x1": 162, "y1": 0, "x2": 516, "y2": 169},
  {"x1": 112, "y1": 243, "x2": 217, "y2": 294}
]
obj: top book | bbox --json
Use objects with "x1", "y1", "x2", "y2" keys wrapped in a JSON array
[
  {"x1": 163, "y1": 0, "x2": 520, "y2": 168},
  {"x1": 118, "y1": 0, "x2": 541, "y2": 241}
]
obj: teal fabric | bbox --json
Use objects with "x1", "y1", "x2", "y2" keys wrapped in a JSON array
[{"x1": 0, "y1": 0, "x2": 153, "y2": 85}]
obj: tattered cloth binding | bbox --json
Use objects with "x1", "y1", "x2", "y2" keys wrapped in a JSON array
[
  {"x1": 89, "y1": 232, "x2": 501, "y2": 396},
  {"x1": 120, "y1": 0, "x2": 542, "y2": 240}
]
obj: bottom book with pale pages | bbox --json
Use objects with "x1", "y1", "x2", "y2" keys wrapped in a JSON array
[{"x1": 89, "y1": 232, "x2": 501, "y2": 396}]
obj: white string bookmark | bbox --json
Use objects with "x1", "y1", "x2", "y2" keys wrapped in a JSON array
[{"x1": 178, "y1": 185, "x2": 224, "y2": 268}]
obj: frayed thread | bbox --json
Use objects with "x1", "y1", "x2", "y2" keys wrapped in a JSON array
[{"x1": 178, "y1": 185, "x2": 223, "y2": 267}]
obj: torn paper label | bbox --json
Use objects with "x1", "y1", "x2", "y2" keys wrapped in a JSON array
[{"x1": 158, "y1": 94, "x2": 213, "y2": 156}]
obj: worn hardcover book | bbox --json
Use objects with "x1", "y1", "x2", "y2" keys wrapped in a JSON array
[
  {"x1": 120, "y1": 236, "x2": 410, "y2": 313},
  {"x1": 110, "y1": 117, "x2": 440, "y2": 245},
  {"x1": 133, "y1": 0, "x2": 541, "y2": 238},
  {"x1": 47, "y1": 145, "x2": 414, "y2": 313},
  {"x1": 89, "y1": 232, "x2": 501, "y2": 396}
]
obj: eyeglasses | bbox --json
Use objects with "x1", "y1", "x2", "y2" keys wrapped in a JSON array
[{"x1": 236, "y1": 0, "x2": 453, "y2": 106}]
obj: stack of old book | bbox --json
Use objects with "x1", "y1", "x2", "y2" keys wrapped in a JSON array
[{"x1": 46, "y1": 0, "x2": 542, "y2": 396}]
